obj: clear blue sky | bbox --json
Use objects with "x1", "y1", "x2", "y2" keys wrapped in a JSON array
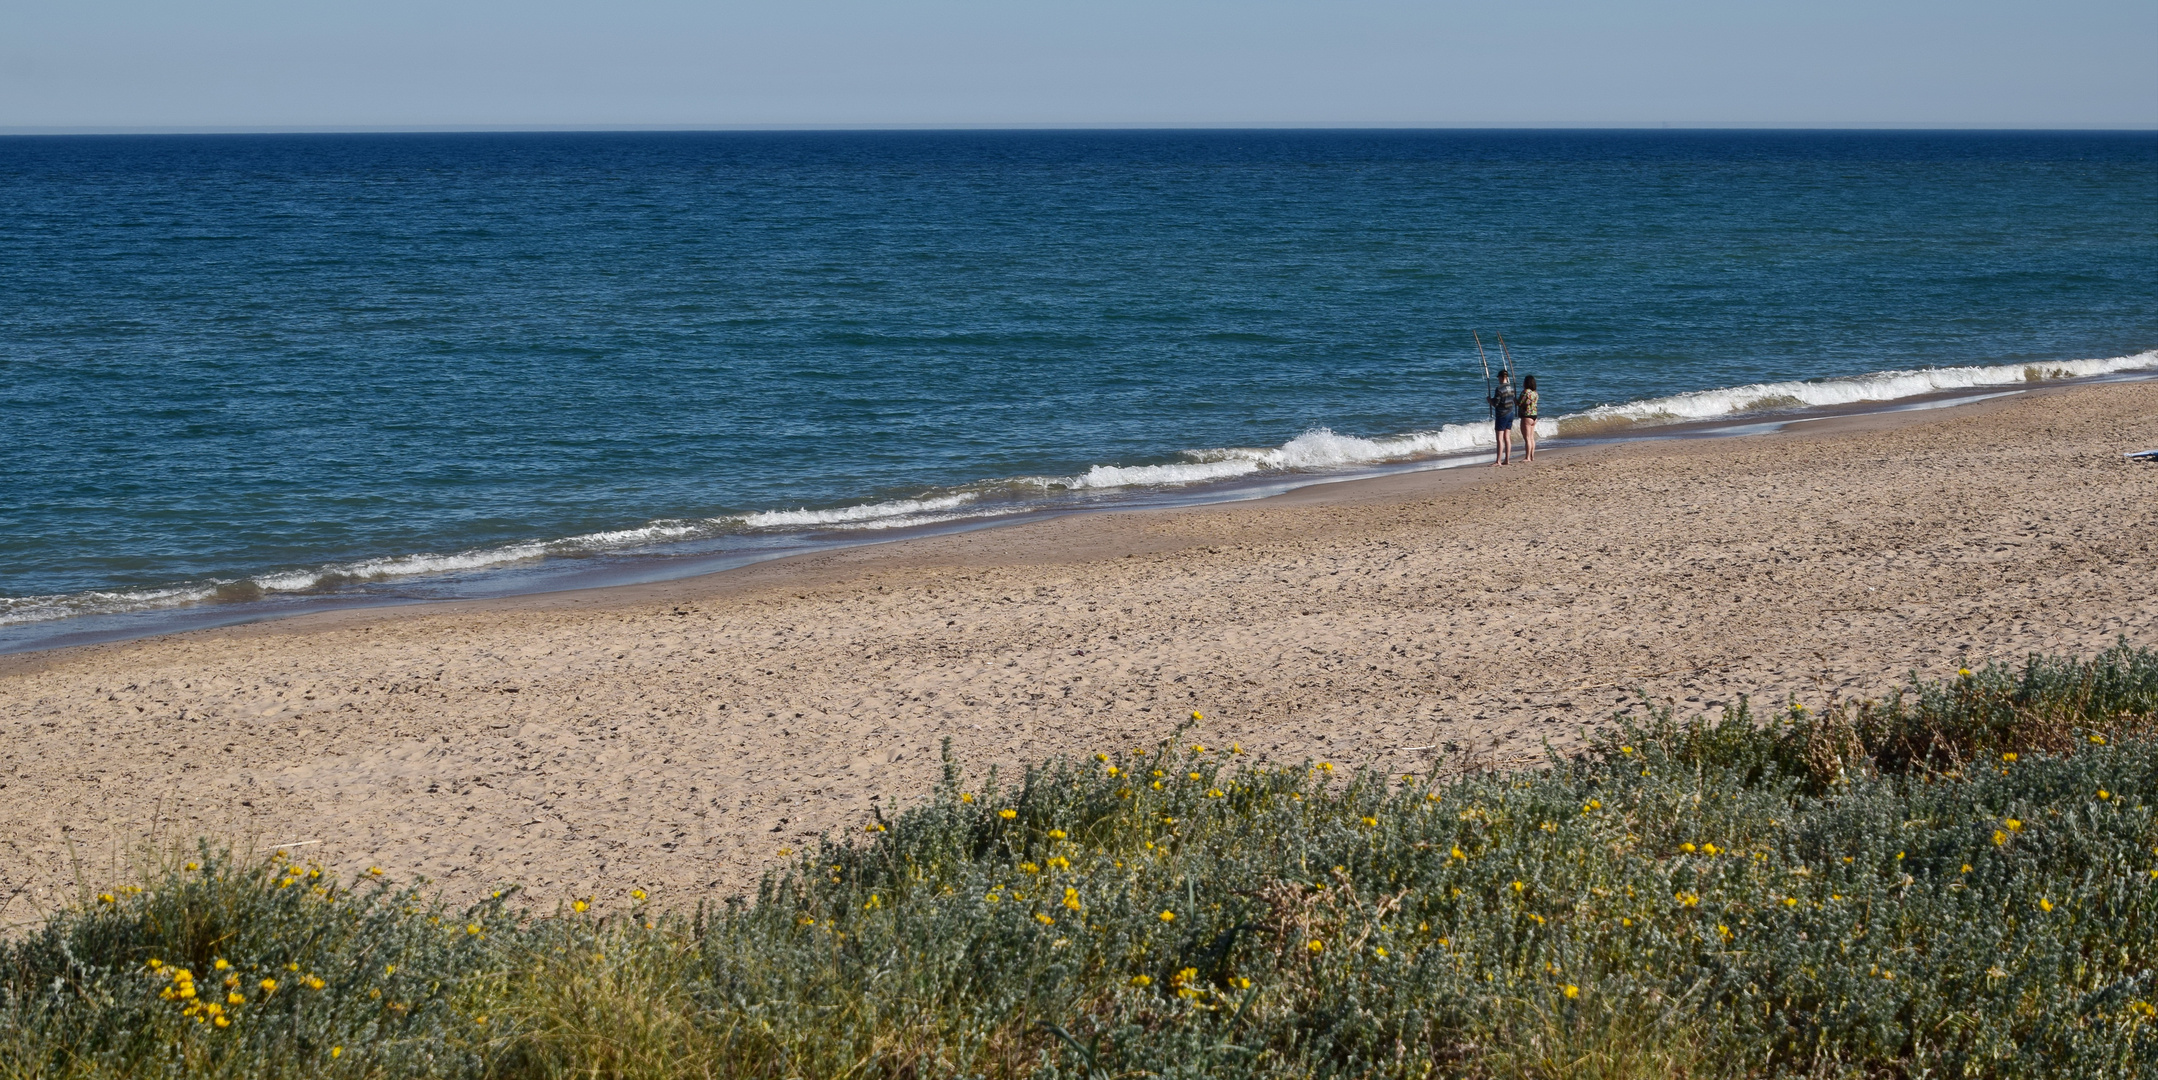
[{"x1": 4, "y1": 0, "x2": 2153, "y2": 131}]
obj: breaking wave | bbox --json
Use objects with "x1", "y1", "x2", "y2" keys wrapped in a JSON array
[
  {"x1": 6, "y1": 349, "x2": 2152, "y2": 628},
  {"x1": 1553, "y1": 351, "x2": 2158, "y2": 436}
]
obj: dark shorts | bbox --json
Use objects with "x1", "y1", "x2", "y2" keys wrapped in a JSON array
[{"x1": 1495, "y1": 411, "x2": 1516, "y2": 430}]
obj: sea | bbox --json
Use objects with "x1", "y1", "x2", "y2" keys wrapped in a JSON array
[{"x1": 3, "y1": 130, "x2": 2154, "y2": 653}]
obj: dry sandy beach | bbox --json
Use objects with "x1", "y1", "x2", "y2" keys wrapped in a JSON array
[{"x1": 3, "y1": 380, "x2": 2154, "y2": 921}]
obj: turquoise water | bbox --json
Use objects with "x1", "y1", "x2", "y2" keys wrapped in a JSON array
[{"x1": 3, "y1": 130, "x2": 2154, "y2": 647}]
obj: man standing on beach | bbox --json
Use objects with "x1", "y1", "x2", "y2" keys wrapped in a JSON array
[{"x1": 1489, "y1": 370, "x2": 1518, "y2": 466}]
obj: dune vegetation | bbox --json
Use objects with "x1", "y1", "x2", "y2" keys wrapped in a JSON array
[{"x1": 5, "y1": 643, "x2": 2156, "y2": 1078}]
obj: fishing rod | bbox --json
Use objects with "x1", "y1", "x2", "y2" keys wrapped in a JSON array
[
  {"x1": 1495, "y1": 332, "x2": 1515, "y2": 381},
  {"x1": 1472, "y1": 330, "x2": 1494, "y2": 397}
]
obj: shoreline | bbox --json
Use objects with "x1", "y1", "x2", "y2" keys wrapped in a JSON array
[
  {"x1": 7, "y1": 363, "x2": 2152, "y2": 660},
  {"x1": 2, "y1": 379, "x2": 2153, "y2": 920}
]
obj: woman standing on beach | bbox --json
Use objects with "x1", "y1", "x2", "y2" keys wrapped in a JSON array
[
  {"x1": 1489, "y1": 370, "x2": 1518, "y2": 466},
  {"x1": 1518, "y1": 374, "x2": 1539, "y2": 462}
]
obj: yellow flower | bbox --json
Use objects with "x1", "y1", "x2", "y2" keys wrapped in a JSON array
[
  {"x1": 1020, "y1": 862, "x2": 1041, "y2": 874},
  {"x1": 1961, "y1": 863, "x2": 1972, "y2": 874},
  {"x1": 384, "y1": 964, "x2": 395, "y2": 975},
  {"x1": 1450, "y1": 846, "x2": 1467, "y2": 861},
  {"x1": 864, "y1": 894, "x2": 882, "y2": 910},
  {"x1": 1676, "y1": 892, "x2": 1700, "y2": 908},
  {"x1": 2002, "y1": 753, "x2": 2017, "y2": 763},
  {"x1": 1680, "y1": 843, "x2": 1696, "y2": 853},
  {"x1": 185, "y1": 862, "x2": 200, "y2": 871},
  {"x1": 1191, "y1": 744, "x2": 1205, "y2": 753},
  {"x1": 572, "y1": 899, "x2": 589, "y2": 913},
  {"x1": 97, "y1": 893, "x2": 116, "y2": 905},
  {"x1": 227, "y1": 992, "x2": 245, "y2": 1005},
  {"x1": 1035, "y1": 912, "x2": 1056, "y2": 925},
  {"x1": 259, "y1": 979, "x2": 277, "y2": 993},
  {"x1": 1374, "y1": 946, "x2": 1388, "y2": 958},
  {"x1": 2039, "y1": 897, "x2": 2054, "y2": 912},
  {"x1": 1716, "y1": 924, "x2": 1732, "y2": 941},
  {"x1": 959, "y1": 792, "x2": 975, "y2": 803},
  {"x1": 1208, "y1": 788, "x2": 1226, "y2": 798},
  {"x1": 368, "y1": 867, "x2": 384, "y2": 876},
  {"x1": 1783, "y1": 897, "x2": 1798, "y2": 907},
  {"x1": 2090, "y1": 734, "x2": 2108, "y2": 745},
  {"x1": 1319, "y1": 762, "x2": 1334, "y2": 773},
  {"x1": 1171, "y1": 966, "x2": 1198, "y2": 986},
  {"x1": 1511, "y1": 880, "x2": 1525, "y2": 893},
  {"x1": 213, "y1": 959, "x2": 230, "y2": 971},
  {"x1": 331, "y1": 1047, "x2": 342, "y2": 1059},
  {"x1": 1993, "y1": 830, "x2": 2008, "y2": 846},
  {"x1": 1187, "y1": 771, "x2": 1202, "y2": 782},
  {"x1": 1307, "y1": 939, "x2": 1324, "y2": 953},
  {"x1": 1047, "y1": 829, "x2": 1066, "y2": 840},
  {"x1": 630, "y1": 888, "x2": 647, "y2": 901},
  {"x1": 1047, "y1": 856, "x2": 1070, "y2": 870},
  {"x1": 214, "y1": 1015, "x2": 230, "y2": 1028},
  {"x1": 1129, "y1": 975, "x2": 1152, "y2": 987},
  {"x1": 1958, "y1": 668, "x2": 1973, "y2": 678},
  {"x1": 984, "y1": 891, "x2": 1001, "y2": 903},
  {"x1": 307, "y1": 977, "x2": 326, "y2": 990},
  {"x1": 1619, "y1": 746, "x2": 1634, "y2": 755},
  {"x1": 1361, "y1": 816, "x2": 1379, "y2": 827},
  {"x1": 998, "y1": 808, "x2": 1017, "y2": 820},
  {"x1": 2098, "y1": 790, "x2": 2111, "y2": 800},
  {"x1": 1563, "y1": 984, "x2": 1579, "y2": 999},
  {"x1": 1063, "y1": 887, "x2": 1082, "y2": 911},
  {"x1": 1095, "y1": 753, "x2": 1109, "y2": 762},
  {"x1": 2005, "y1": 818, "x2": 2023, "y2": 832},
  {"x1": 1159, "y1": 910, "x2": 1176, "y2": 922},
  {"x1": 1190, "y1": 711, "x2": 1203, "y2": 722},
  {"x1": 1702, "y1": 843, "x2": 1719, "y2": 856},
  {"x1": 467, "y1": 923, "x2": 482, "y2": 935}
]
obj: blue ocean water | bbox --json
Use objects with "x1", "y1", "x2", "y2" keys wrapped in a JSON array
[{"x1": 2, "y1": 130, "x2": 2154, "y2": 645}]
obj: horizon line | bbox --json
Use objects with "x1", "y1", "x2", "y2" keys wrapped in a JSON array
[{"x1": 5, "y1": 121, "x2": 2156, "y2": 137}]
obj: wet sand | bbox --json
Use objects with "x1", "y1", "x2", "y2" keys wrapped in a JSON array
[{"x1": 3, "y1": 380, "x2": 2154, "y2": 921}]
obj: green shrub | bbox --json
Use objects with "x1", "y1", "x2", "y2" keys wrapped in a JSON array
[{"x1": 5, "y1": 645, "x2": 2155, "y2": 1078}]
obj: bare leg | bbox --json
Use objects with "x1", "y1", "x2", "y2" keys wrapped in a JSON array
[
  {"x1": 1521, "y1": 417, "x2": 1536, "y2": 461},
  {"x1": 1492, "y1": 425, "x2": 1505, "y2": 466}
]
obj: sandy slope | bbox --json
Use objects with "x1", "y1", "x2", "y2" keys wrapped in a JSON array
[{"x1": 3, "y1": 381, "x2": 2154, "y2": 920}]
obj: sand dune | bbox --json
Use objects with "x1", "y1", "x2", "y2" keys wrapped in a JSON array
[{"x1": 3, "y1": 381, "x2": 2153, "y2": 921}]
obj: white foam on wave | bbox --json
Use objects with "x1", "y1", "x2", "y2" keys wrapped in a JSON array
[
  {"x1": 0, "y1": 584, "x2": 225, "y2": 627},
  {"x1": 1561, "y1": 350, "x2": 2158, "y2": 431},
  {"x1": 1066, "y1": 421, "x2": 1555, "y2": 490},
  {"x1": 738, "y1": 492, "x2": 981, "y2": 529}
]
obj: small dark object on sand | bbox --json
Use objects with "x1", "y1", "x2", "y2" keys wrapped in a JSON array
[{"x1": 2129, "y1": 448, "x2": 2158, "y2": 462}]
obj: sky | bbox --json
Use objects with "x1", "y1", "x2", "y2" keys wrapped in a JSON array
[{"x1": 3, "y1": 0, "x2": 2154, "y2": 131}]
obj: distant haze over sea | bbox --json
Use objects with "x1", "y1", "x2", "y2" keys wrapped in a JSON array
[{"x1": 3, "y1": 130, "x2": 2154, "y2": 642}]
